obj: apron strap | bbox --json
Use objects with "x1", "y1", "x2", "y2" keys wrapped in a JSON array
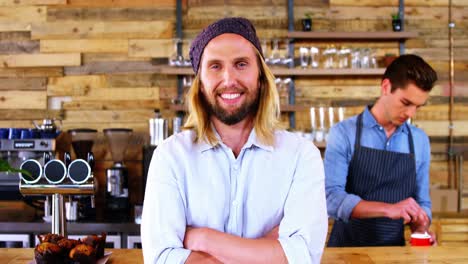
[
  {"x1": 406, "y1": 122, "x2": 415, "y2": 155},
  {"x1": 354, "y1": 113, "x2": 364, "y2": 149}
]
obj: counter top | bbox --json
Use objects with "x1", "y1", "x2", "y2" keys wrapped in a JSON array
[
  {"x1": 3, "y1": 246, "x2": 468, "y2": 263},
  {"x1": 0, "y1": 222, "x2": 140, "y2": 235}
]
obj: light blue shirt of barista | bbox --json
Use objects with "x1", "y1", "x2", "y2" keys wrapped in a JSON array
[{"x1": 325, "y1": 106, "x2": 432, "y2": 222}]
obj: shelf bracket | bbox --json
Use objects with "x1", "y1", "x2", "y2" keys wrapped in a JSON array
[
  {"x1": 287, "y1": 0, "x2": 296, "y2": 129},
  {"x1": 399, "y1": 0, "x2": 406, "y2": 54}
]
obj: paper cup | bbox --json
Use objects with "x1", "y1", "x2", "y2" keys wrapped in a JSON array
[{"x1": 410, "y1": 232, "x2": 431, "y2": 246}]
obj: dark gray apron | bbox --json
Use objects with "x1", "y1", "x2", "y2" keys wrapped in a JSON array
[{"x1": 328, "y1": 112, "x2": 416, "y2": 247}]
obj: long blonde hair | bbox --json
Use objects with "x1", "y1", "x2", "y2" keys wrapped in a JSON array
[{"x1": 183, "y1": 49, "x2": 282, "y2": 146}]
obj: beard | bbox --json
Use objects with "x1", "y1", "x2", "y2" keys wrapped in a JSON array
[{"x1": 201, "y1": 86, "x2": 260, "y2": 126}]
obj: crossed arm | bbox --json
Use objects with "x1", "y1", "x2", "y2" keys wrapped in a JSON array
[{"x1": 184, "y1": 226, "x2": 286, "y2": 264}]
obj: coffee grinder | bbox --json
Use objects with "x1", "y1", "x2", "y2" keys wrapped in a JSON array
[
  {"x1": 104, "y1": 128, "x2": 132, "y2": 221},
  {"x1": 68, "y1": 129, "x2": 97, "y2": 221}
]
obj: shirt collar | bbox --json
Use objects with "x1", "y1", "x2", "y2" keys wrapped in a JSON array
[
  {"x1": 196, "y1": 125, "x2": 274, "y2": 153},
  {"x1": 363, "y1": 105, "x2": 408, "y2": 134}
]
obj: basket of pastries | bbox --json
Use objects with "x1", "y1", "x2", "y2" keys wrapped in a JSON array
[{"x1": 34, "y1": 232, "x2": 107, "y2": 264}]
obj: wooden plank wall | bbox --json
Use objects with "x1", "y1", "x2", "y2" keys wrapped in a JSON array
[{"x1": 0, "y1": 0, "x2": 467, "y2": 213}]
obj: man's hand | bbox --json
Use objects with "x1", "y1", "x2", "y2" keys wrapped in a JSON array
[
  {"x1": 428, "y1": 230, "x2": 437, "y2": 246},
  {"x1": 184, "y1": 227, "x2": 208, "y2": 252},
  {"x1": 262, "y1": 226, "x2": 279, "y2": 240},
  {"x1": 409, "y1": 209, "x2": 430, "y2": 233},
  {"x1": 386, "y1": 197, "x2": 428, "y2": 225}
]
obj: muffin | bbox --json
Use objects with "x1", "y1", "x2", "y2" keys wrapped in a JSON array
[
  {"x1": 34, "y1": 242, "x2": 63, "y2": 264},
  {"x1": 38, "y1": 234, "x2": 64, "y2": 244},
  {"x1": 81, "y1": 233, "x2": 106, "y2": 259},
  {"x1": 69, "y1": 244, "x2": 97, "y2": 264},
  {"x1": 57, "y1": 238, "x2": 81, "y2": 263}
]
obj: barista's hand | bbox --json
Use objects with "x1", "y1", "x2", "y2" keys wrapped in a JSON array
[
  {"x1": 262, "y1": 226, "x2": 279, "y2": 240},
  {"x1": 409, "y1": 209, "x2": 430, "y2": 233},
  {"x1": 386, "y1": 197, "x2": 428, "y2": 225},
  {"x1": 428, "y1": 230, "x2": 437, "y2": 246}
]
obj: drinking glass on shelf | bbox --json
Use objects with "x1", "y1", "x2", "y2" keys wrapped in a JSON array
[
  {"x1": 183, "y1": 75, "x2": 193, "y2": 88},
  {"x1": 310, "y1": 47, "x2": 320, "y2": 68},
  {"x1": 328, "y1": 107, "x2": 335, "y2": 128},
  {"x1": 281, "y1": 78, "x2": 291, "y2": 105},
  {"x1": 182, "y1": 39, "x2": 192, "y2": 67},
  {"x1": 262, "y1": 38, "x2": 271, "y2": 65},
  {"x1": 323, "y1": 45, "x2": 337, "y2": 69},
  {"x1": 315, "y1": 106, "x2": 326, "y2": 142},
  {"x1": 360, "y1": 48, "x2": 370, "y2": 69},
  {"x1": 275, "y1": 78, "x2": 290, "y2": 105},
  {"x1": 310, "y1": 107, "x2": 316, "y2": 141},
  {"x1": 338, "y1": 47, "x2": 351, "y2": 69},
  {"x1": 351, "y1": 48, "x2": 361, "y2": 69},
  {"x1": 281, "y1": 39, "x2": 293, "y2": 66},
  {"x1": 169, "y1": 38, "x2": 183, "y2": 67},
  {"x1": 269, "y1": 38, "x2": 281, "y2": 65},
  {"x1": 369, "y1": 49, "x2": 378, "y2": 68},
  {"x1": 299, "y1": 47, "x2": 309, "y2": 69},
  {"x1": 338, "y1": 107, "x2": 345, "y2": 122}
]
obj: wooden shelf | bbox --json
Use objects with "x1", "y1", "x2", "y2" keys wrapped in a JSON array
[
  {"x1": 157, "y1": 65, "x2": 385, "y2": 76},
  {"x1": 271, "y1": 68, "x2": 385, "y2": 76},
  {"x1": 170, "y1": 104, "x2": 187, "y2": 111},
  {"x1": 154, "y1": 65, "x2": 194, "y2": 75},
  {"x1": 170, "y1": 104, "x2": 307, "y2": 112},
  {"x1": 287, "y1": 31, "x2": 418, "y2": 40}
]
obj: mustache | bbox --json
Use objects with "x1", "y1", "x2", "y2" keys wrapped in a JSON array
[{"x1": 214, "y1": 87, "x2": 246, "y2": 95}]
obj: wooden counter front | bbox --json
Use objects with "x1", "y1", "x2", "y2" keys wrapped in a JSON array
[{"x1": 3, "y1": 246, "x2": 468, "y2": 263}]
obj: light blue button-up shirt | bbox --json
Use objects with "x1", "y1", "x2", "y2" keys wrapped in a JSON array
[
  {"x1": 324, "y1": 106, "x2": 432, "y2": 222},
  {"x1": 141, "y1": 129, "x2": 328, "y2": 264}
]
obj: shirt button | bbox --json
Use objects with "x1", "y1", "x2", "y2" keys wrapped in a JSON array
[
  {"x1": 232, "y1": 200, "x2": 237, "y2": 206},
  {"x1": 386, "y1": 142, "x2": 390, "y2": 146},
  {"x1": 379, "y1": 126, "x2": 383, "y2": 130},
  {"x1": 233, "y1": 165, "x2": 239, "y2": 170}
]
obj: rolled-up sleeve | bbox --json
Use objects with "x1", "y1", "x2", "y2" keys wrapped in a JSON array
[
  {"x1": 141, "y1": 145, "x2": 190, "y2": 264},
  {"x1": 324, "y1": 124, "x2": 362, "y2": 222},
  {"x1": 415, "y1": 133, "x2": 432, "y2": 220},
  {"x1": 278, "y1": 142, "x2": 328, "y2": 264}
]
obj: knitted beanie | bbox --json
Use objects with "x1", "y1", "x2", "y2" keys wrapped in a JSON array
[{"x1": 189, "y1": 17, "x2": 263, "y2": 74}]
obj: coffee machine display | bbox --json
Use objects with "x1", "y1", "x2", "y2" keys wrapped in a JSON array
[
  {"x1": 68, "y1": 129, "x2": 97, "y2": 220},
  {"x1": 104, "y1": 128, "x2": 132, "y2": 221}
]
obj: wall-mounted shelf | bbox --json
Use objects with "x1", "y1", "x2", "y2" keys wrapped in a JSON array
[
  {"x1": 156, "y1": 65, "x2": 385, "y2": 76},
  {"x1": 287, "y1": 31, "x2": 418, "y2": 40},
  {"x1": 156, "y1": 66, "x2": 193, "y2": 75},
  {"x1": 170, "y1": 104, "x2": 308, "y2": 112},
  {"x1": 273, "y1": 68, "x2": 385, "y2": 76}
]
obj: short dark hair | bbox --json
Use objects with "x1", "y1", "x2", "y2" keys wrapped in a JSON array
[{"x1": 383, "y1": 54, "x2": 438, "y2": 92}]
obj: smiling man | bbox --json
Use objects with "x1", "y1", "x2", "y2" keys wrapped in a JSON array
[
  {"x1": 141, "y1": 17, "x2": 327, "y2": 263},
  {"x1": 324, "y1": 54, "x2": 438, "y2": 247}
]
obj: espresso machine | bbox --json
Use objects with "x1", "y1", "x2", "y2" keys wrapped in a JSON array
[
  {"x1": 104, "y1": 128, "x2": 132, "y2": 221},
  {"x1": 19, "y1": 151, "x2": 96, "y2": 236},
  {"x1": 68, "y1": 129, "x2": 97, "y2": 221}
]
